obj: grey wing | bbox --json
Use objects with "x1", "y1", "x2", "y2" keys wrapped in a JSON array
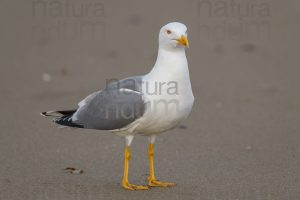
[
  {"x1": 78, "y1": 76, "x2": 142, "y2": 107},
  {"x1": 72, "y1": 77, "x2": 145, "y2": 130}
]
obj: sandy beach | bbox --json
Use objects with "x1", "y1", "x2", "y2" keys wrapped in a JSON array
[{"x1": 0, "y1": 0, "x2": 299, "y2": 199}]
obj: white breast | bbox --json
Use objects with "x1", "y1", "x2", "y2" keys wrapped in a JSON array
[
  {"x1": 135, "y1": 48, "x2": 194, "y2": 135},
  {"x1": 135, "y1": 77, "x2": 194, "y2": 135}
]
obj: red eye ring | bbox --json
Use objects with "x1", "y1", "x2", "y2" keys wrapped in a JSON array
[{"x1": 166, "y1": 30, "x2": 172, "y2": 34}]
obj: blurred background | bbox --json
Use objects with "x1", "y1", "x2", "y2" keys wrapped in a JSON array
[{"x1": 0, "y1": 0, "x2": 299, "y2": 199}]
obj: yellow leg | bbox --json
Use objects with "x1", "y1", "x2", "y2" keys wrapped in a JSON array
[
  {"x1": 148, "y1": 144, "x2": 176, "y2": 187},
  {"x1": 122, "y1": 146, "x2": 149, "y2": 190}
]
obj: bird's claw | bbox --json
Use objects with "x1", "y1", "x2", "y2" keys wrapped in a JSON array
[
  {"x1": 148, "y1": 179, "x2": 176, "y2": 187},
  {"x1": 122, "y1": 182, "x2": 149, "y2": 190}
]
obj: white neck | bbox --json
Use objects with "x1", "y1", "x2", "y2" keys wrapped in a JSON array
[{"x1": 147, "y1": 46, "x2": 189, "y2": 81}]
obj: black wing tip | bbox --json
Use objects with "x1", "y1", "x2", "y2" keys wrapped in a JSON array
[
  {"x1": 41, "y1": 109, "x2": 83, "y2": 128},
  {"x1": 55, "y1": 116, "x2": 84, "y2": 128},
  {"x1": 40, "y1": 112, "x2": 47, "y2": 116},
  {"x1": 40, "y1": 110, "x2": 77, "y2": 117}
]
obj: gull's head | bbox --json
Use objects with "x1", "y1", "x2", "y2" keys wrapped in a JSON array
[{"x1": 159, "y1": 22, "x2": 189, "y2": 50}]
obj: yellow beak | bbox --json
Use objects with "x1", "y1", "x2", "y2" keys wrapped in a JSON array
[{"x1": 176, "y1": 35, "x2": 189, "y2": 47}]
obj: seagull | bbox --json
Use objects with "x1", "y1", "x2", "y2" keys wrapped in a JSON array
[{"x1": 41, "y1": 22, "x2": 194, "y2": 190}]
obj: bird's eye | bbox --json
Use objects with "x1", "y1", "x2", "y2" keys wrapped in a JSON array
[{"x1": 166, "y1": 30, "x2": 172, "y2": 34}]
